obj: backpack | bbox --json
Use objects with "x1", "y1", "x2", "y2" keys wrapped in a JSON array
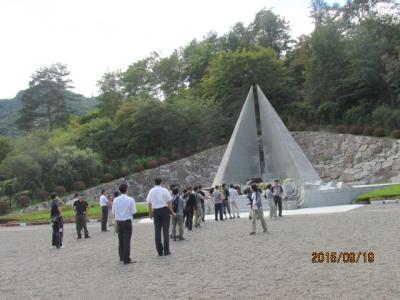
[{"x1": 172, "y1": 195, "x2": 179, "y2": 213}]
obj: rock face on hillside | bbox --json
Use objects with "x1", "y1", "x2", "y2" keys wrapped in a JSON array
[{"x1": 67, "y1": 132, "x2": 400, "y2": 203}]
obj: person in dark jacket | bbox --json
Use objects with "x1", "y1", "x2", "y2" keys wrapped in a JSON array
[
  {"x1": 184, "y1": 187, "x2": 196, "y2": 230},
  {"x1": 50, "y1": 192, "x2": 64, "y2": 249},
  {"x1": 271, "y1": 179, "x2": 284, "y2": 217}
]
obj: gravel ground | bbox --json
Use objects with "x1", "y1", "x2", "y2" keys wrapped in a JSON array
[{"x1": 0, "y1": 205, "x2": 399, "y2": 300}]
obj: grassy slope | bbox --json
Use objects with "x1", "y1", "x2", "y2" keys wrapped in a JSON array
[
  {"x1": 0, "y1": 202, "x2": 148, "y2": 223},
  {"x1": 356, "y1": 184, "x2": 400, "y2": 202}
]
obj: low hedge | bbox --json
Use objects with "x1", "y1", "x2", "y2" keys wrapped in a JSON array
[
  {"x1": 0, "y1": 202, "x2": 149, "y2": 223},
  {"x1": 356, "y1": 184, "x2": 400, "y2": 203}
]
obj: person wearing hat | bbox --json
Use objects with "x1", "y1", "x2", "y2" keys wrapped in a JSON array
[
  {"x1": 73, "y1": 194, "x2": 90, "y2": 239},
  {"x1": 147, "y1": 176, "x2": 175, "y2": 256}
]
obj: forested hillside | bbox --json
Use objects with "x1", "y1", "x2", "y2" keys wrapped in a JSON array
[
  {"x1": 0, "y1": 0, "x2": 399, "y2": 213},
  {"x1": 0, "y1": 91, "x2": 97, "y2": 136}
]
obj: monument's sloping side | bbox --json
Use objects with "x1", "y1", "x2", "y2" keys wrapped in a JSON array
[
  {"x1": 257, "y1": 86, "x2": 321, "y2": 185},
  {"x1": 212, "y1": 88, "x2": 261, "y2": 186}
]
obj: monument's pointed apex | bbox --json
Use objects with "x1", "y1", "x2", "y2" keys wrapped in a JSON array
[
  {"x1": 257, "y1": 85, "x2": 321, "y2": 185},
  {"x1": 212, "y1": 87, "x2": 261, "y2": 186}
]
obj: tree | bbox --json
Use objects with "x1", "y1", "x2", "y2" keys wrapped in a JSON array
[
  {"x1": 0, "y1": 154, "x2": 42, "y2": 190},
  {"x1": 49, "y1": 146, "x2": 103, "y2": 190},
  {"x1": 152, "y1": 50, "x2": 186, "y2": 99},
  {"x1": 181, "y1": 32, "x2": 221, "y2": 88},
  {"x1": 249, "y1": 9, "x2": 292, "y2": 56},
  {"x1": 96, "y1": 71, "x2": 124, "y2": 117},
  {"x1": 201, "y1": 49, "x2": 292, "y2": 127},
  {"x1": 220, "y1": 22, "x2": 254, "y2": 52},
  {"x1": 122, "y1": 55, "x2": 158, "y2": 97},
  {"x1": 0, "y1": 136, "x2": 12, "y2": 163},
  {"x1": 305, "y1": 21, "x2": 347, "y2": 107},
  {"x1": 17, "y1": 63, "x2": 77, "y2": 131}
]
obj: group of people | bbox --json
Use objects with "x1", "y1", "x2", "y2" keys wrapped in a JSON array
[{"x1": 50, "y1": 176, "x2": 284, "y2": 265}]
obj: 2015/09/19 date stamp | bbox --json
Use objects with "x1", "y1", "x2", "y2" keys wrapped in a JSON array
[{"x1": 311, "y1": 251, "x2": 375, "y2": 263}]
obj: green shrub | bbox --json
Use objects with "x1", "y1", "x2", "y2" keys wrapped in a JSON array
[
  {"x1": 391, "y1": 129, "x2": 400, "y2": 139},
  {"x1": 119, "y1": 167, "x2": 130, "y2": 177},
  {"x1": 132, "y1": 164, "x2": 145, "y2": 173},
  {"x1": 350, "y1": 126, "x2": 362, "y2": 135},
  {"x1": 73, "y1": 181, "x2": 86, "y2": 191},
  {"x1": 102, "y1": 173, "x2": 114, "y2": 182},
  {"x1": 219, "y1": 137, "x2": 228, "y2": 145},
  {"x1": 0, "y1": 201, "x2": 8, "y2": 214},
  {"x1": 310, "y1": 124, "x2": 320, "y2": 131},
  {"x1": 158, "y1": 156, "x2": 169, "y2": 165},
  {"x1": 363, "y1": 127, "x2": 374, "y2": 136},
  {"x1": 147, "y1": 160, "x2": 158, "y2": 169},
  {"x1": 37, "y1": 190, "x2": 50, "y2": 201},
  {"x1": 373, "y1": 128, "x2": 386, "y2": 137},
  {"x1": 17, "y1": 195, "x2": 30, "y2": 208},
  {"x1": 54, "y1": 186, "x2": 66, "y2": 196},
  {"x1": 336, "y1": 125, "x2": 346, "y2": 133},
  {"x1": 326, "y1": 125, "x2": 336, "y2": 132},
  {"x1": 356, "y1": 184, "x2": 400, "y2": 202},
  {"x1": 90, "y1": 177, "x2": 101, "y2": 186},
  {"x1": 170, "y1": 152, "x2": 181, "y2": 161},
  {"x1": 296, "y1": 122, "x2": 307, "y2": 131}
]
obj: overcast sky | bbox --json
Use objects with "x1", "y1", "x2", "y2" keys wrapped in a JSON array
[{"x1": 0, "y1": 0, "x2": 340, "y2": 99}]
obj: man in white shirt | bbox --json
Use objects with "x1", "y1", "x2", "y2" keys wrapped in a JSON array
[
  {"x1": 146, "y1": 176, "x2": 175, "y2": 256},
  {"x1": 229, "y1": 184, "x2": 240, "y2": 218},
  {"x1": 112, "y1": 183, "x2": 136, "y2": 265},
  {"x1": 99, "y1": 189, "x2": 109, "y2": 232}
]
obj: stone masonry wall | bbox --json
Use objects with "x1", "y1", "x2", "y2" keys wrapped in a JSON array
[{"x1": 61, "y1": 132, "x2": 400, "y2": 204}]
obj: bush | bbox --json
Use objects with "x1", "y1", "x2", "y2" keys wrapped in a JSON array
[
  {"x1": 17, "y1": 195, "x2": 30, "y2": 207},
  {"x1": 147, "y1": 160, "x2": 159, "y2": 169},
  {"x1": 90, "y1": 177, "x2": 101, "y2": 186},
  {"x1": 170, "y1": 152, "x2": 181, "y2": 161},
  {"x1": 119, "y1": 167, "x2": 130, "y2": 177},
  {"x1": 336, "y1": 125, "x2": 346, "y2": 133},
  {"x1": 219, "y1": 138, "x2": 227, "y2": 145},
  {"x1": 296, "y1": 122, "x2": 307, "y2": 131},
  {"x1": 102, "y1": 173, "x2": 114, "y2": 182},
  {"x1": 326, "y1": 125, "x2": 336, "y2": 132},
  {"x1": 391, "y1": 129, "x2": 400, "y2": 139},
  {"x1": 158, "y1": 156, "x2": 169, "y2": 165},
  {"x1": 132, "y1": 164, "x2": 145, "y2": 173},
  {"x1": 350, "y1": 126, "x2": 362, "y2": 135},
  {"x1": 73, "y1": 181, "x2": 86, "y2": 191},
  {"x1": 54, "y1": 186, "x2": 66, "y2": 196},
  {"x1": 310, "y1": 124, "x2": 320, "y2": 131},
  {"x1": 373, "y1": 128, "x2": 386, "y2": 137},
  {"x1": 0, "y1": 201, "x2": 8, "y2": 214},
  {"x1": 363, "y1": 127, "x2": 374, "y2": 136},
  {"x1": 37, "y1": 190, "x2": 50, "y2": 201}
]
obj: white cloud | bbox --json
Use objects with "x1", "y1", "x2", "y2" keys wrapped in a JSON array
[{"x1": 0, "y1": 0, "x2": 320, "y2": 99}]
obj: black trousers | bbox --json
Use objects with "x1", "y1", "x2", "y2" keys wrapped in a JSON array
[
  {"x1": 101, "y1": 206, "x2": 108, "y2": 231},
  {"x1": 52, "y1": 217, "x2": 63, "y2": 248},
  {"x1": 222, "y1": 200, "x2": 231, "y2": 216},
  {"x1": 153, "y1": 207, "x2": 171, "y2": 255},
  {"x1": 117, "y1": 219, "x2": 132, "y2": 263},
  {"x1": 215, "y1": 203, "x2": 223, "y2": 221},
  {"x1": 201, "y1": 202, "x2": 205, "y2": 222},
  {"x1": 185, "y1": 207, "x2": 194, "y2": 230},
  {"x1": 274, "y1": 196, "x2": 283, "y2": 216}
]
